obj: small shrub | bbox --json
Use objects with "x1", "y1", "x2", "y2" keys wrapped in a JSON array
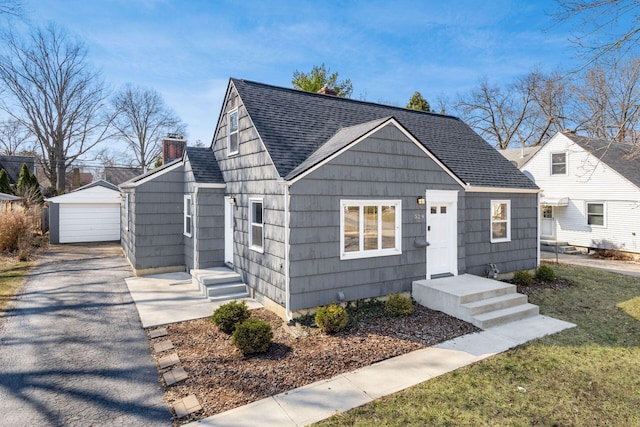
[
  {"x1": 232, "y1": 318, "x2": 273, "y2": 356},
  {"x1": 211, "y1": 300, "x2": 250, "y2": 334},
  {"x1": 535, "y1": 265, "x2": 557, "y2": 282},
  {"x1": 385, "y1": 293, "x2": 414, "y2": 317},
  {"x1": 512, "y1": 270, "x2": 533, "y2": 286},
  {"x1": 315, "y1": 302, "x2": 348, "y2": 334}
]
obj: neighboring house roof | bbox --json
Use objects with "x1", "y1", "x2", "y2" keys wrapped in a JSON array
[
  {"x1": 104, "y1": 167, "x2": 143, "y2": 186},
  {"x1": 0, "y1": 155, "x2": 36, "y2": 184},
  {"x1": 0, "y1": 192, "x2": 21, "y2": 202},
  {"x1": 73, "y1": 179, "x2": 119, "y2": 192},
  {"x1": 500, "y1": 146, "x2": 542, "y2": 169},
  {"x1": 562, "y1": 132, "x2": 640, "y2": 188},
  {"x1": 228, "y1": 79, "x2": 538, "y2": 190},
  {"x1": 119, "y1": 157, "x2": 183, "y2": 188},
  {"x1": 185, "y1": 146, "x2": 224, "y2": 184}
]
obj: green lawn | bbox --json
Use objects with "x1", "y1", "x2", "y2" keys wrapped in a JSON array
[
  {"x1": 315, "y1": 264, "x2": 640, "y2": 427},
  {"x1": 0, "y1": 258, "x2": 31, "y2": 312}
]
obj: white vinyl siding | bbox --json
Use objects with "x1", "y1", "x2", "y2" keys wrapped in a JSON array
[
  {"x1": 340, "y1": 200, "x2": 402, "y2": 260},
  {"x1": 490, "y1": 200, "x2": 511, "y2": 243},
  {"x1": 521, "y1": 132, "x2": 640, "y2": 253}
]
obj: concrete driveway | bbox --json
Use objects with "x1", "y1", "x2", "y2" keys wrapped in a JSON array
[{"x1": 0, "y1": 243, "x2": 170, "y2": 426}]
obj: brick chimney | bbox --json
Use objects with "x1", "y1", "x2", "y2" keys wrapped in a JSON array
[
  {"x1": 317, "y1": 84, "x2": 337, "y2": 96},
  {"x1": 161, "y1": 134, "x2": 186, "y2": 164}
]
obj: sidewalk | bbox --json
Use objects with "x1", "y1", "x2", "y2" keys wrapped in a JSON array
[
  {"x1": 186, "y1": 315, "x2": 574, "y2": 427},
  {"x1": 540, "y1": 251, "x2": 640, "y2": 278}
]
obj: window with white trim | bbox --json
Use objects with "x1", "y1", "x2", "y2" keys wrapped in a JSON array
[
  {"x1": 551, "y1": 152, "x2": 567, "y2": 175},
  {"x1": 586, "y1": 202, "x2": 605, "y2": 226},
  {"x1": 249, "y1": 199, "x2": 263, "y2": 252},
  {"x1": 184, "y1": 195, "x2": 192, "y2": 237},
  {"x1": 124, "y1": 193, "x2": 130, "y2": 231},
  {"x1": 228, "y1": 109, "x2": 239, "y2": 155},
  {"x1": 340, "y1": 200, "x2": 402, "y2": 260},
  {"x1": 490, "y1": 200, "x2": 511, "y2": 242}
]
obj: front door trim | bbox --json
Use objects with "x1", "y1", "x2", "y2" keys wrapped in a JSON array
[{"x1": 425, "y1": 189, "x2": 459, "y2": 279}]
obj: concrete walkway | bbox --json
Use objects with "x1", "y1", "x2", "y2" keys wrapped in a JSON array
[
  {"x1": 125, "y1": 272, "x2": 262, "y2": 328},
  {"x1": 186, "y1": 315, "x2": 574, "y2": 427},
  {"x1": 0, "y1": 243, "x2": 170, "y2": 426},
  {"x1": 541, "y1": 250, "x2": 640, "y2": 278}
]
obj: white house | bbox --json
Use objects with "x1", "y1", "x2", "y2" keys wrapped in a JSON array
[{"x1": 502, "y1": 131, "x2": 640, "y2": 255}]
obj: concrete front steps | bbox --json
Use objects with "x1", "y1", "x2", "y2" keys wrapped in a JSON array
[
  {"x1": 191, "y1": 267, "x2": 250, "y2": 302},
  {"x1": 540, "y1": 240, "x2": 582, "y2": 255},
  {"x1": 412, "y1": 274, "x2": 539, "y2": 329}
]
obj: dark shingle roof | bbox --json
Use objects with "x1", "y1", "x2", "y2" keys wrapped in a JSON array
[
  {"x1": 185, "y1": 146, "x2": 224, "y2": 184},
  {"x1": 104, "y1": 167, "x2": 143, "y2": 186},
  {"x1": 563, "y1": 132, "x2": 640, "y2": 188},
  {"x1": 231, "y1": 79, "x2": 538, "y2": 190},
  {"x1": 74, "y1": 179, "x2": 119, "y2": 192},
  {"x1": 0, "y1": 155, "x2": 36, "y2": 184}
]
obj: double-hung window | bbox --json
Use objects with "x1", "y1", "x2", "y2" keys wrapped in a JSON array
[
  {"x1": 228, "y1": 110, "x2": 239, "y2": 155},
  {"x1": 490, "y1": 200, "x2": 511, "y2": 242},
  {"x1": 586, "y1": 202, "x2": 605, "y2": 226},
  {"x1": 184, "y1": 195, "x2": 192, "y2": 237},
  {"x1": 340, "y1": 200, "x2": 402, "y2": 260},
  {"x1": 249, "y1": 199, "x2": 263, "y2": 252},
  {"x1": 551, "y1": 152, "x2": 567, "y2": 175}
]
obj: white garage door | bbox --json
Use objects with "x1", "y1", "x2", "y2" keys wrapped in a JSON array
[{"x1": 59, "y1": 203, "x2": 120, "y2": 243}]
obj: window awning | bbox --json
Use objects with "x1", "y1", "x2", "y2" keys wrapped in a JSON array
[{"x1": 541, "y1": 196, "x2": 569, "y2": 206}]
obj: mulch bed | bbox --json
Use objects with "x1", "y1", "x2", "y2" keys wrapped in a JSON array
[
  {"x1": 515, "y1": 278, "x2": 572, "y2": 295},
  {"x1": 148, "y1": 305, "x2": 479, "y2": 425}
]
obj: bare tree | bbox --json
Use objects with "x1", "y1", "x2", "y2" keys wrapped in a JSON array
[
  {"x1": 556, "y1": 0, "x2": 640, "y2": 66},
  {"x1": 455, "y1": 71, "x2": 571, "y2": 149},
  {"x1": 0, "y1": 119, "x2": 32, "y2": 155},
  {"x1": 0, "y1": 25, "x2": 113, "y2": 193},
  {"x1": 571, "y1": 58, "x2": 640, "y2": 143},
  {"x1": 111, "y1": 84, "x2": 186, "y2": 171},
  {"x1": 0, "y1": 0, "x2": 24, "y2": 17}
]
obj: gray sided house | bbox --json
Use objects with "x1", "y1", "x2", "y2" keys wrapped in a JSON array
[{"x1": 121, "y1": 78, "x2": 540, "y2": 318}]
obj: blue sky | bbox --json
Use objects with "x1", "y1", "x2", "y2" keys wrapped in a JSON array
[{"x1": 24, "y1": 0, "x2": 577, "y2": 155}]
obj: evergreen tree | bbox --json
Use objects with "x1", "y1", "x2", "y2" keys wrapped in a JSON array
[
  {"x1": 0, "y1": 169, "x2": 12, "y2": 194},
  {"x1": 406, "y1": 91, "x2": 431, "y2": 112},
  {"x1": 16, "y1": 162, "x2": 30, "y2": 194},
  {"x1": 15, "y1": 162, "x2": 43, "y2": 204}
]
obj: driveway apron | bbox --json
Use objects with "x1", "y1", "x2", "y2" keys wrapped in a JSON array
[{"x1": 0, "y1": 243, "x2": 170, "y2": 426}]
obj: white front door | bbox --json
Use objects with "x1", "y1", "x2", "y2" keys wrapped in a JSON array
[
  {"x1": 541, "y1": 206, "x2": 555, "y2": 239},
  {"x1": 224, "y1": 197, "x2": 234, "y2": 265},
  {"x1": 425, "y1": 190, "x2": 458, "y2": 279}
]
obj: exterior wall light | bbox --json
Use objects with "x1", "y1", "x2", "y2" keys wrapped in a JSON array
[{"x1": 417, "y1": 197, "x2": 426, "y2": 205}]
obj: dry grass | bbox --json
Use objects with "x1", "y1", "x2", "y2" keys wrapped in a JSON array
[{"x1": 0, "y1": 254, "x2": 32, "y2": 312}]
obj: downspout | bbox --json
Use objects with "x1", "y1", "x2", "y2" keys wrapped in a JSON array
[
  {"x1": 193, "y1": 186, "x2": 199, "y2": 271},
  {"x1": 537, "y1": 192, "x2": 541, "y2": 267},
  {"x1": 278, "y1": 179, "x2": 291, "y2": 320}
]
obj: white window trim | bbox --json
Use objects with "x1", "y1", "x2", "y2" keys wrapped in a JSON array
[
  {"x1": 490, "y1": 199, "x2": 511, "y2": 243},
  {"x1": 550, "y1": 151, "x2": 568, "y2": 176},
  {"x1": 184, "y1": 195, "x2": 192, "y2": 237},
  {"x1": 227, "y1": 109, "x2": 239, "y2": 156},
  {"x1": 249, "y1": 198, "x2": 264, "y2": 253},
  {"x1": 340, "y1": 199, "x2": 402, "y2": 260},
  {"x1": 124, "y1": 193, "x2": 129, "y2": 231},
  {"x1": 586, "y1": 201, "x2": 606, "y2": 228}
]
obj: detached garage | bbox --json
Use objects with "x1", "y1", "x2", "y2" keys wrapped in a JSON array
[{"x1": 48, "y1": 180, "x2": 121, "y2": 244}]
